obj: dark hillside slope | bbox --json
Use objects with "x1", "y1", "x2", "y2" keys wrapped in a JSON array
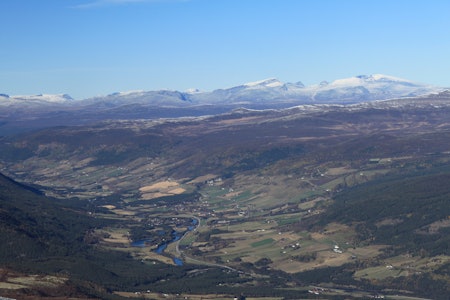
[
  {"x1": 324, "y1": 167, "x2": 450, "y2": 256},
  {"x1": 0, "y1": 172, "x2": 98, "y2": 262}
]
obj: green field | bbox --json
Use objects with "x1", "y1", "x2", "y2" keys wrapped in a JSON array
[{"x1": 251, "y1": 238, "x2": 275, "y2": 248}]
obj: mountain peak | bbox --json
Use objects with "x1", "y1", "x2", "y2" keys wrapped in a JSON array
[
  {"x1": 243, "y1": 78, "x2": 284, "y2": 88},
  {"x1": 369, "y1": 74, "x2": 411, "y2": 82},
  {"x1": 10, "y1": 93, "x2": 74, "y2": 103},
  {"x1": 329, "y1": 74, "x2": 416, "y2": 87}
]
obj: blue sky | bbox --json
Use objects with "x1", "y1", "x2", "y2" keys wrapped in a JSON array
[{"x1": 1, "y1": 0, "x2": 450, "y2": 99}]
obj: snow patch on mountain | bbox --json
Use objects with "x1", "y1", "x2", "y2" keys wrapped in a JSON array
[{"x1": 185, "y1": 88, "x2": 202, "y2": 94}]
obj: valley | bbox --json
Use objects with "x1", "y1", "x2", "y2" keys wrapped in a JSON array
[{"x1": 0, "y1": 96, "x2": 450, "y2": 299}]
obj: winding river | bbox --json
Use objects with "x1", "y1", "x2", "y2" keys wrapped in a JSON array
[{"x1": 132, "y1": 217, "x2": 199, "y2": 266}]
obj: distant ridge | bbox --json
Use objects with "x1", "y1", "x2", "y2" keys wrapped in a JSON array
[
  {"x1": 1, "y1": 74, "x2": 443, "y2": 104},
  {"x1": 88, "y1": 74, "x2": 442, "y2": 105},
  {"x1": 0, "y1": 74, "x2": 446, "y2": 135}
]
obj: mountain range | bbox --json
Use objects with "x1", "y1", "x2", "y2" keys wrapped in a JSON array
[
  {"x1": 0, "y1": 74, "x2": 446, "y2": 135},
  {"x1": 0, "y1": 74, "x2": 444, "y2": 107}
]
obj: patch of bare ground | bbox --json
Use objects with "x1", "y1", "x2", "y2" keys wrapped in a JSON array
[
  {"x1": 0, "y1": 269, "x2": 79, "y2": 299},
  {"x1": 7, "y1": 275, "x2": 66, "y2": 288},
  {"x1": 0, "y1": 281, "x2": 25, "y2": 289},
  {"x1": 101, "y1": 204, "x2": 116, "y2": 210},
  {"x1": 138, "y1": 180, "x2": 186, "y2": 199},
  {"x1": 129, "y1": 249, "x2": 175, "y2": 265},
  {"x1": 139, "y1": 181, "x2": 179, "y2": 192},
  {"x1": 100, "y1": 229, "x2": 130, "y2": 246},
  {"x1": 111, "y1": 208, "x2": 136, "y2": 216},
  {"x1": 187, "y1": 174, "x2": 219, "y2": 184},
  {"x1": 167, "y1": 187, "x2": 186, "y2": 194},
  {"x1": 416, "y1": 218, "x2": 450, "y2": 234},
  {"x1": 376, "y1": 217, "x2": 404, "y2": 227}
]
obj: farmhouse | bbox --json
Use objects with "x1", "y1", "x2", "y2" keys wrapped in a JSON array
[{"x1": 333, "y1": 245, "x2": 343, "y2": 254}]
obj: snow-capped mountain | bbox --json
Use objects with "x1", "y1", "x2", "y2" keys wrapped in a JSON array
[
  {"x1": 303, "y1": 74, "x2": 438, "y2": 102},
  {"x1": 2, "y1": 74, "x2": 443, "y2": 109},
  {"x1": 81, "y1": 90, "x2": 192, "y2": 107},
  {"x1": 243, "y1": 78, "x2": 285, "y2": 88},
  {"x1": 0, "y1": 93, "x2": 73, "y2": 106},
  {"x1": 181, "y1": 74, "x2": 443, "y2": 107}
]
